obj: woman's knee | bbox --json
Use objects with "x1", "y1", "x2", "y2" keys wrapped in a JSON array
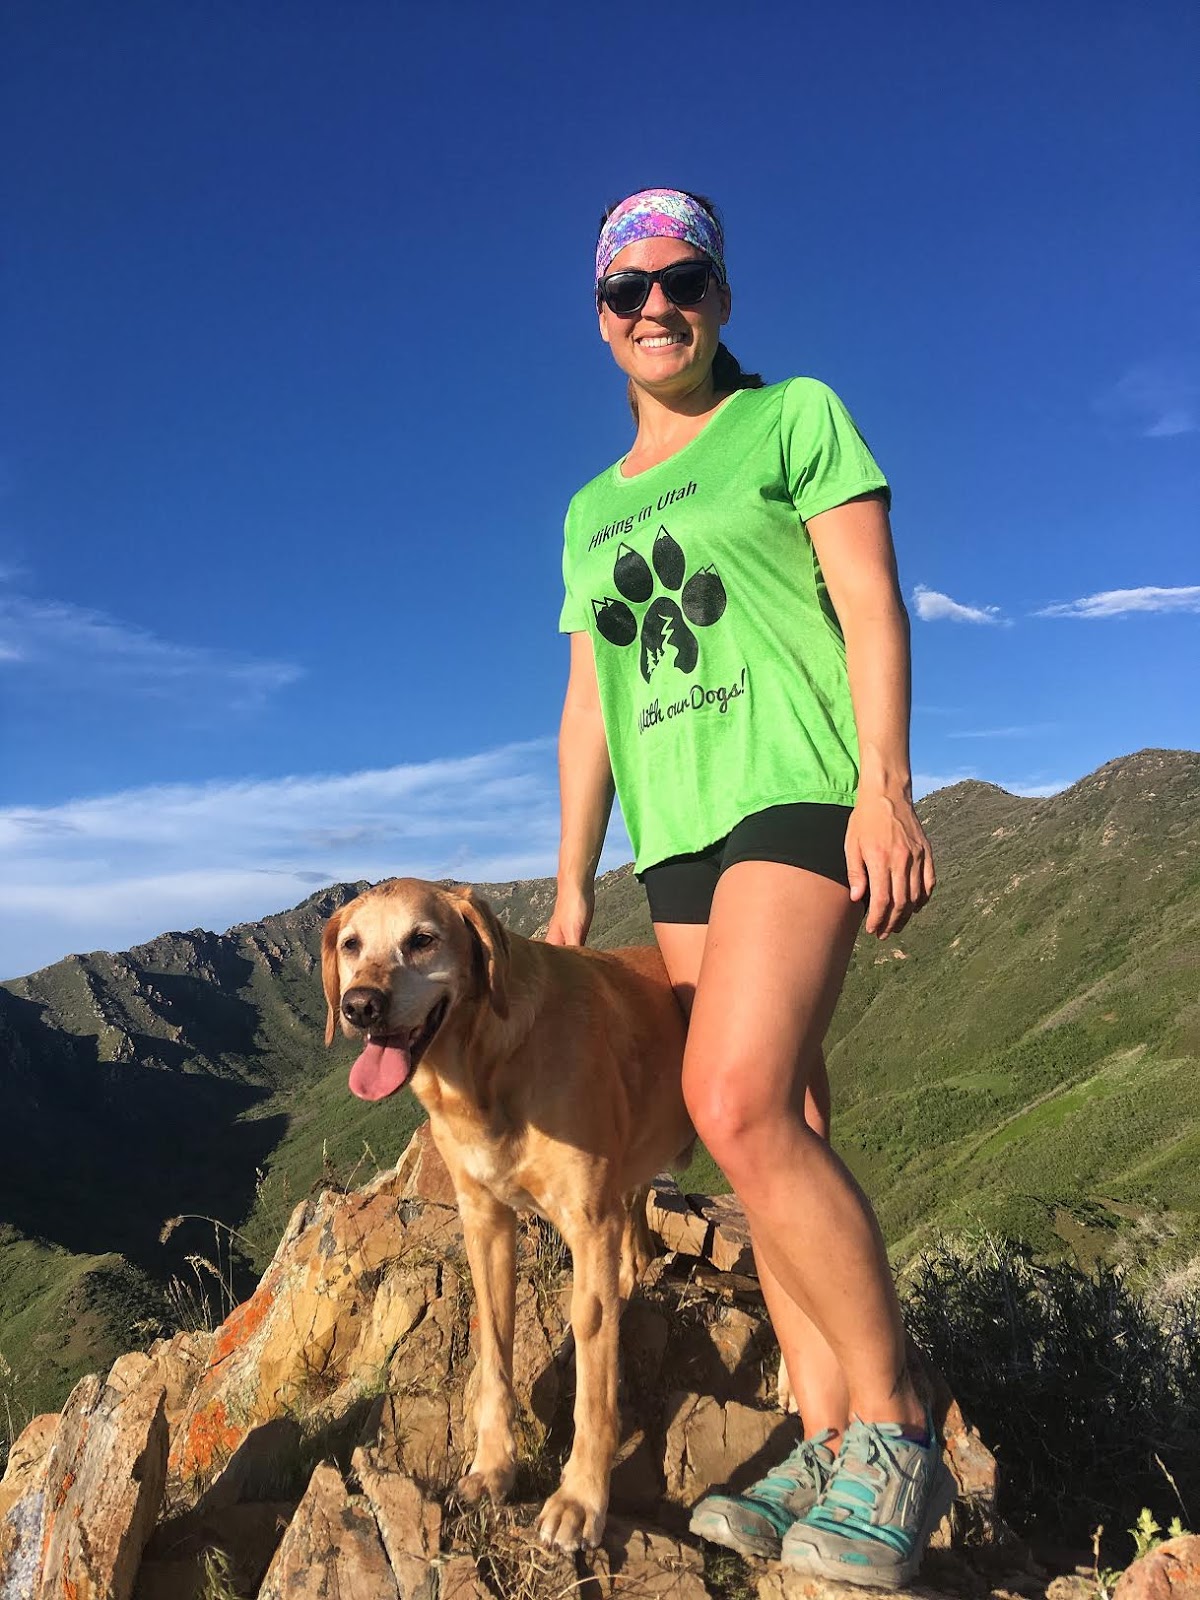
[{"x1": 683, "y1": 1056, "x2": 815, "y2": 1175}]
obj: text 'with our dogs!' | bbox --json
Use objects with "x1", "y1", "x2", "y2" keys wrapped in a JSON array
[{"x1": 639, "y1": 665, "x2": 748, "y2": 733}]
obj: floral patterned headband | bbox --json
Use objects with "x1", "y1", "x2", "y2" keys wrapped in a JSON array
[{"x1": 595, "y1": 189, "x2": 726, "y2": 285}]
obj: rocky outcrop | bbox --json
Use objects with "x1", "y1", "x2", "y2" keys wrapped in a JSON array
[
  {"x1": 1112, "y1": 1534, "x2": 1200, "y2": 1599},
  {"x1": 0, "y1": 1372, "x2": 167, "y2": 1600},
  {"x1": 256, "y1": 1461, "x2": 400, "y2": 1598},
  {"x1": 0, "y1": 1129, "x2": 1020, "y2": 1598}
]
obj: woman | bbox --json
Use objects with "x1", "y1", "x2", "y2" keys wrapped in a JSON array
[{"x1": 545, "y1": 188, "x2": 952, "y2": 1590}]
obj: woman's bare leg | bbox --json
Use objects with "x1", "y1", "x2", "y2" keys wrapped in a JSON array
[
  {"x1": 666, "y1": 861, "x2": 922, "y2": 1429},
  {"x1": 654, "y1": 924, "x2": 852, "y2": 1444},
  {"x1": 755, "y1": 1245, "x2": 849, "y2": 1444}
]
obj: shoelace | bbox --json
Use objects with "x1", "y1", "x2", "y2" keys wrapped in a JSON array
[
  {"x1": 750, "y1": 1429, "x2": 837, "y2": 1507},
  {"x1": 807, "y1": 1421, "x2": 914, "y2": 1550}
]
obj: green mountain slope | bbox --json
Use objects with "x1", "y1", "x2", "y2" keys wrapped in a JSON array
[
  {"x1": 2, "y1": 748, "x2": 1197, "y2": 1452},
  {"x1": 828, "y1": 749, "x2": 1200, "y2": 1262}
]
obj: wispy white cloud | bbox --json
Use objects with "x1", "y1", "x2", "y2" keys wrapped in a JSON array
[
  {"x1": 1004, "y1": 779, "x2": 1072, "y2": 797},
  {"x1": 0, "y1": 740, "x2": 632, "y2": 979},
  {"x1": 912, "y1": 585, "x2": 1003, "y2": 625},
  {"x1": 1035, "y1": 586, "x2": 1200, "y2": 619},
  {"x1": 1095, "y1": 364, "x2": 1199, "y2": 439},
  {"x1": 912, "y1": 771, "x2": 977, "y2": 798},
  {"x1": 1, "y1": 722, "x2": 1091, "y2": 979},
  {"x1": 0, "y1": 586, "x2": 302, "y2": 709},
  {"x1": 913, "y1": 769, "x2": 1072, "y2": 800}
]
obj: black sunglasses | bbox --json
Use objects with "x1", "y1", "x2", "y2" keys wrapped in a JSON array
[{"x1": 596, "y1": 259, "x2": 719, "y2": 317}]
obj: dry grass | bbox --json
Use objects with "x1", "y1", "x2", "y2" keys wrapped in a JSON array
[
  {"x1": 198, "y1": 1545, "x2": 242, "y2": 1600},
  {"x1": 441, "y1": 1499, "x2": 582, "y2": 1600}
]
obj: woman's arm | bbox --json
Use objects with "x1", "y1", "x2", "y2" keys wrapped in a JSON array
[
  {"x1": 545, "y1": 631, "x2": 616, "y2": 946},
  {"x1": 806, "y1": 494, "x2": 935, "y2": 938}
]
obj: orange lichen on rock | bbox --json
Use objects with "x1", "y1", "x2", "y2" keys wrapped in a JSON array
[
  {"x1": 211, "y1": 1280, "x2": 278, "y2": 1365},
  {"x1": 170, "y1": 1398, "x2": 243, "y2": 1482}
]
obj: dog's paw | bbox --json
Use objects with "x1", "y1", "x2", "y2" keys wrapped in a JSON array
[
  {"x1": 454, "y1": 1463, "x2": 515, "y2": 1507},
  {"x1": 536, "y1": 1488, "x2": 606, "y2": 1552}
]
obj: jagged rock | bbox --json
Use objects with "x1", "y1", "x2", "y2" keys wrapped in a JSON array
[
  {"x1": 465, "y1": 1275, "x2": 564, "y2": 1444},
  {"x1": 697, "y1": 1192, "x2": 756, "y2": 1274},
  {"x1": 108, "y1": 1329, "x2": 212, "y2": 1431},
  {"x1": 0, "y1": 1413, "x2": 56, "y2": 1519},
  {"x1": 0, "y1": 1132, "x2": 1002, "y2": 1596},
  {"x1": 0, "y1": 1414, "x2": 57, "y2": 1596},
  {"x1": 1044, "y1": 1579, "x2": 1097, "y2": 1600},
  {"x1": 351, "y1": 1451, "x2": 440, "y2": 1600},
  {"x1": 648, "y1": 1180, "x2": 710, "y2": 1257},
  {"x1": 257, "y1": 1461, "x2": 399, "y2": 1598},
  {"x1": 667, "y1": 1305, "x2": 776, "y2": 1407},
  {"x1": 645, "y1": 1176, "x2": 762, "y2": 1277},
  {"x1": 362, "y1": 1252, "x2": 470, "y2": 1492},
  {"x1": 757, "y1": 1566, "x2": 947, "y2": 1599},
  {"x1": 439, "y1": 1554, "x2": 493, "y2": 1600},
  {"x1": 169, "y1": 1168, "x2": 462, "y2": 1504},
  {"x1": 662, "y1": 1391, "x2": 799, "y2": 1511},
  {"x1": 705, "y1": 1305, "x2": 766, "y2": 1382},
  {"x1": 28, "y1": 1372, "x2": 167, "y2": 1600},
  {"x1": 394, "y1": 1120, "x2": 458, "y2": 1205},
  {"x1": 1113, "y1": 1534, "x2": 1200, "y2": 1598},
  {"x1": 940, "y1": 1400, "x2": 999, "y2": 1514},
  {"x1": 588, "y1": 1514, "x2": 709, "y2": 1600},
  {"x1": 610, "y1": 1411, "x2": 666, "y2": 1514},
  {"x1": 621, "y1": 1297, "x2": 671, "y2": 1386},
  {"x1": 368, "y1": 1387, "x2": 461, "y2": 1495}
]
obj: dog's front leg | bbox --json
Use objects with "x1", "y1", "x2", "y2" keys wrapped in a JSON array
[
  {"x1": 537, "y1": 1207, "x2": 623, "y2": 1551},
  {"x1": 453, "y1": 1180, "x2": 519, "y2": 1507}
]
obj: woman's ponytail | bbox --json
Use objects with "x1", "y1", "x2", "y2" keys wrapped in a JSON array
[{"x1": 712, "y1": 342, "x2": 764, "y2": 394}]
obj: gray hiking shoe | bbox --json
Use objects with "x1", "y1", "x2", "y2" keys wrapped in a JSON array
[
  {"x1": 781, "y1": 1415, "x2": 956, "y2": 1590},
  {"x1": 688, "y1": 1431, "x2": 837, "y2": 1560}
]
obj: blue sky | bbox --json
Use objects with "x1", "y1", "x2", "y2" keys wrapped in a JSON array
[{"x1": 2, "y1": 1, "x2": 1197, "y2": 979}]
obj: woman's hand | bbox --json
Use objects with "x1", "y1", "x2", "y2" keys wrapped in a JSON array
[
  {"x1": 845, "y1": 789, "x2": 935, "y2": 938},
  {"x1": 544, "y1": 883, "x2": 595, "y2": 947}
]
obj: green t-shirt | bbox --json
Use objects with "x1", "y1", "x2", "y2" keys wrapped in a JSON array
[{"x1": 559, "y1": 377, "x2": 889, "y2": 872}]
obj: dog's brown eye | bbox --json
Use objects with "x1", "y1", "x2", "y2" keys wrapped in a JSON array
[
  {"x1": 341, "y1": 935, "x2": 361, "y2": 955},
  {"x1": 409, "y1": 931, "x2": 437, "y2": 952}
]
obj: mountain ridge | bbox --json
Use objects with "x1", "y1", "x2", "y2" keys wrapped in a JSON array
[{"x1": 2, "y1": 747, "x2": 1197, "y2": 1435}]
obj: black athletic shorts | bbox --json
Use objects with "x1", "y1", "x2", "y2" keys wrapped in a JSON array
[{"x1": 638, "y1": 802, "x2": 853, "y2": 925}]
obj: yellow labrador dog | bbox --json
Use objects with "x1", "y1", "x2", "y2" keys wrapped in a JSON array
[{"x1": 322, "y1": 878, "x2": 692, "y2": 1551}]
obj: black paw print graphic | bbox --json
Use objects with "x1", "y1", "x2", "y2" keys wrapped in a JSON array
[{"x1": 592, "y1": 527, "x2": 727, "y2": 683}]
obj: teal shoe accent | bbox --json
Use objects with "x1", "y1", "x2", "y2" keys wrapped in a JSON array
[
  {"x1": 688, "y1": 1430, "x2": 837, "y2": 1561},
  {"x1": 781, "y1": 1413, "x2": 956, "y2": 1590}
]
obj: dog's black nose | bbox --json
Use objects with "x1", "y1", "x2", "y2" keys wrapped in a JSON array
[{"x1": 341, "y1": 986, "x2": 389, "y2": 1030}]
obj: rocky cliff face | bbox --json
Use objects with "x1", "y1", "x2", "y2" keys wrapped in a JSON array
[{"x1": 1, "y1": 1127, "x2": 1010, "y2": 1600}]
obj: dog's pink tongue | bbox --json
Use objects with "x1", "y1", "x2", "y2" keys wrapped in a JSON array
[{"x1": 349, "y1": 1039, "x2": 413, "y2": 1101}]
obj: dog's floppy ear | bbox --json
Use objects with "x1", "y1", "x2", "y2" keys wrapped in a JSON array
[
  {"x1": 454, "y1": 886, "x2": 510, "y2": 1020},
  {"x1": 321, "y1": 907, "x2": 345, "y2": 1046}
]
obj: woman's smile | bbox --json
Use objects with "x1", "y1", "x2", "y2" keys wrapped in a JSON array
[{"x1": 598, "y1": 235, "x2": 728, "y2": 400}]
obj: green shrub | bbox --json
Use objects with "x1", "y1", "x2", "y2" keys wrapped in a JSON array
[{"x1": 901, "y1": 1234, "x2": 1200, "y2": 1544}]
